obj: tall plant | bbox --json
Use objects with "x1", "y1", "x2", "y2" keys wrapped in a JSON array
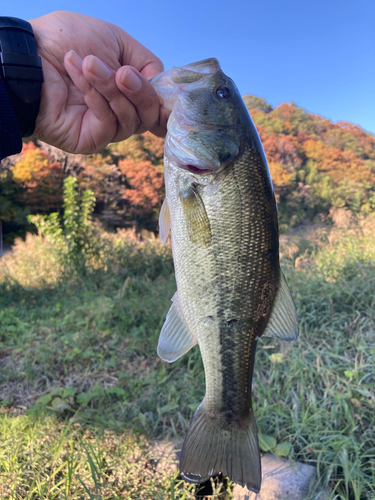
[{"x1": 29, "y1": 177, "x2": 98, "y2": 272}]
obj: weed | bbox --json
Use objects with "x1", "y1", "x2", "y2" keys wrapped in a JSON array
[{"x1": 0, "y1": 214, "x2": 374, "y2": 498}]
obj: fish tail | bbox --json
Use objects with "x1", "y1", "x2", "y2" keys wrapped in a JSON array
[{"x1": 179, "y1": 400, "x2": 261, "y2": 493}]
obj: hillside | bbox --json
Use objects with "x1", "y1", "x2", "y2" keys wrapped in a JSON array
[
  {"x1": 1, "y1": 96, "x2": 374, "y2": 241},
  {"x1": 244, "y1": 96, "x2": 375, "y2": 230}
]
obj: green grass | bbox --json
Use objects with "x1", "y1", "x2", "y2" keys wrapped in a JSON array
[{"x1": 0, "y1": 215, "x2": 374, "y2": 499}]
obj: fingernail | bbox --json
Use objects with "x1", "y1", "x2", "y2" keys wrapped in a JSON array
[
  {"x1": 121, "y1": 68, "x2": 142, "y2": 91},
  {"x1": 87, "y1": 55, "x2": 112, "y2": 79},
  {"x1": 67, "y1": 50, "x2": 83, "y2": 71}
]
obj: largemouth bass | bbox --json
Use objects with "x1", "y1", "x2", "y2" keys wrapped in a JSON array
[{"x1": 151, "y1": 58, "x2": 298, "y2": 493}]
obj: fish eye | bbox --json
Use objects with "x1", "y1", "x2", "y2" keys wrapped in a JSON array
[{"x1": 215, "y1": 85, "x2": 232, "y2": 99}]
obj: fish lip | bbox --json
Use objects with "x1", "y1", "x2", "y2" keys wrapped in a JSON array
[{"x1": 178, "y1": 164, "x2": 214, "y2": 175}]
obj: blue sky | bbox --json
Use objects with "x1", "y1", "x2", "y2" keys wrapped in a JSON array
[{"x1": 4, "y1": 0, "x2": 375, "y2": 134}]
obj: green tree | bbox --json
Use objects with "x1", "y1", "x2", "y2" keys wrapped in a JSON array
[
  {"x1": 243, "y1": 95, "x2": 273, "y2": 114},
  {"x1": 29, "y1": 177, "x2": 97, "y2": 272}
]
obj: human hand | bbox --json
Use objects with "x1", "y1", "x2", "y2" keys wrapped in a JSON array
[{"x1": 29, "y1": 10, "x2": 167, "y2": 154}]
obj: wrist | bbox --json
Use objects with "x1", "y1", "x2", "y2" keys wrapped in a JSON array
[{"x1": 0, "y1": 17, "x2": 44, "y2": 137}]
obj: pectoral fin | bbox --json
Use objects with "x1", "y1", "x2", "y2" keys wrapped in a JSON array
[
  {"x1": 180, "y1": 184, "x2": 212, "y2": 248},
  {"x1": 263, "y1": 271, "x2": 299, "y2": 341},
  {"x1": 158, "y1": 292, "x2": 198, "y2": 362},
  {"x1": 159, "y1": 198, "x2": 171, "y2": 245}
]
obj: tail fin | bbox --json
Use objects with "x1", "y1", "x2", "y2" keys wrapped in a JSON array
[{"x1": 179, "y1": 400, "x2": 261, "y2": 493}]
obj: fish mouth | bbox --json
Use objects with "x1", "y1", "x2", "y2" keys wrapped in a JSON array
[{"x1": 178, "y1": 164, "x2": 214, "y2": 175}]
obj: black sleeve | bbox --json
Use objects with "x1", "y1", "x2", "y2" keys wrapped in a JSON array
[
  {"x1": 0, "y1": 79, "x2": 22, "y2": 161},
  {"x1": 0, "y1": 17, "x2": 44, "y2": 161}
]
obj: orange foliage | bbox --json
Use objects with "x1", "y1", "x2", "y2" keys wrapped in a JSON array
[
  {"x1": 268, "y1": 161, "x2": 292, "y2": 187},
  {"x1": 271, "y1": 102, "x2": 296, "y2": 122},
  {"x1": 12, "y1": 147, "x2": 49, "y2": 184},
  {"x1": 337, "y1": 121, "x2": 375, "y2": 155},
  {"x1": 77, "y1": 156, "x2": 117, "y2": 203},
  {"x1": 119, "y1": 158, "x2": 164, "y2": 215},
  {"x1": 304, "y1": 140, "x2": 375, "y2": 184},
  {"x1": 245, "y1": 96, "x2": 375, "y2": 222},
  {"x1": 11, "y1": 146, "x2": 63, "y2": 212},
  {"x1": 295, "y1": 130, "x2": 315, "y2": 146},
  {"x1": 323, "y1": 121, "x2": 375, "y2": 159},
  {"x1": 21, "y1": 141, "x2": 38, "y2": 153},
  {"x1": 113, "y1": 132, "x2": 164, "y2": 165},
  {"x1": 260, "y1": 131, "x2": 302, "y2": 169},
  {"x1": 141, "y1": 132, "x2": 165, "y2": 163}
]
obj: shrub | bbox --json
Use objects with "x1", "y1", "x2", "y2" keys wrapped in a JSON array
[{"x1": 29, "y1": 176, "x2": 99, "y2": 274}]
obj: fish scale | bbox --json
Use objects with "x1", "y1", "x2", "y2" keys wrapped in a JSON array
[{"x1": 152, "y1": 58, "x2": 299, "y2": 492}]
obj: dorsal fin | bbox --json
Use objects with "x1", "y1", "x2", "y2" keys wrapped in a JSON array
[{"x1": 263, "y1": 271, "x2": 299, "y2": 342}]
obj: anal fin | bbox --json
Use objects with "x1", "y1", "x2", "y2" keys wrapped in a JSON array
[
  {"x1": 263, "y1": 271, "x2": 299, "y2": 342},
  {"x1": 158, "y1": 292, "x2": 197, "y2": 362}
]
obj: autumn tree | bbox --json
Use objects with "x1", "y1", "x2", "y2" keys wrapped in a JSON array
[
  {"x1": 245, "y1": 96, "x2": 375, "y2": 228},
  {"x1": 11, "y1": 142, "x2": 64, "y2": 213},
  {"x1": 110, "y1": 131, "x2": 164, "y2": 166},
  {"x1": 3, "y1": 97, "x2": 374, "y2": 239},
  {"x1": 118, "y1": 158, "x2": 164, "y2": 231}
]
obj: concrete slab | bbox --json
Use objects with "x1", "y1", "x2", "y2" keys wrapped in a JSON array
[{"x1": 233, "y1": 454, "x2": 331, "y2": 500}]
